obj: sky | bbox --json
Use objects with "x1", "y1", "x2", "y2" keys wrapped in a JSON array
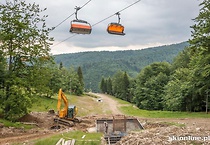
[{"x1": 25, "y1": 0, "x2": 200, "y2": 54}]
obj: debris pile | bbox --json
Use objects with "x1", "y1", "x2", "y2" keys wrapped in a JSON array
[{"x1": 115, "y1": 122, "x2": 210, "y2": 145}]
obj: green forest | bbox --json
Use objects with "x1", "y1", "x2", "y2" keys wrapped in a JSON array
[
  {"x1": 54, "y1": 42, "x2": 188, "y2": 92},
  {"x1": 0, "y1": 0, "x2": 209, "y2": 121}
]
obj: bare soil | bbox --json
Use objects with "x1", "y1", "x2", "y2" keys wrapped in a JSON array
[
  {"x1": 0, "y1": 112, "x2": 58, "y2": 145},
  {"x1": 0, "y1": 94, "x2": 210, "y2": 145},
  {"x1": 116, "y1": 117, "x2": 210, "y2": 145},
  {"x1": 91, "y1": 93, "x2": 123, "y2": 115}
]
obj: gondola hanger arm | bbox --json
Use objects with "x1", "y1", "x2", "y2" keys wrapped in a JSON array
[
  {"x1": 75, "y1": 6, "x2": 81, "y2": 20},
  {"x1": 115, "y1": 12, "x2": 121, "y2": 24}
]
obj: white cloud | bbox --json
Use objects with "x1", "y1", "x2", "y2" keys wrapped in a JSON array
[{"x1": 7, "y1": 0, "x2": 201, "y2": 54}]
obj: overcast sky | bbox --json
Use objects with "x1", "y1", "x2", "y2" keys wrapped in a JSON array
[{"x1": 27, "y1": 0, "x2": 200, "y2": 54}]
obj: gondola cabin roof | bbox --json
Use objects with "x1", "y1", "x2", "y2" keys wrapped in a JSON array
[
  {"x1": 107, "y1": 23, "x2": 125, "y2": 36},
  {"x1": 70, "y1": 20, "x2": 92, "y2": 34}
]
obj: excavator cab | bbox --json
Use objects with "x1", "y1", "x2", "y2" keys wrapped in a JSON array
[
  {"x1": 67, "y1": 105, "x2": 78, "y2": 119},
  {"x1": 70, "y1": 6, "x2": 92, "y2": 34},
  {"x1": 107, "y1": 12, "x2": 125, "y2": 36}
]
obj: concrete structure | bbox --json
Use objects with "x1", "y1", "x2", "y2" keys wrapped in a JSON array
[{"x1": 96, "y1": 115, "x2": 144, "y2": 144}]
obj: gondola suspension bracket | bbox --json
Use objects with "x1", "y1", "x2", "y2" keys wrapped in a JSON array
[
  {"x1": 107, "y1": 12, "x2": 125, "y2": 36},
  {"x1": 69, "y1": 6, "x2": 92, "y2": 34}
]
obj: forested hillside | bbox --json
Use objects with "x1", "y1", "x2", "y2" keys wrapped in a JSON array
[
  {"x1": 54, "y1": 42, "x2": 188, "y2": 92},
  {"x1": 99, "y1": 0, "x2": 210, "y2": 112}
]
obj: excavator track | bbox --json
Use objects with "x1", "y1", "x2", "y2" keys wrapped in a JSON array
[{"x1": 54, "y1": 118, "x2": 74, "y2": 127}]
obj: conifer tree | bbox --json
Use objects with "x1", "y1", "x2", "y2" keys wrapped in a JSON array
[{"x1": 77, "y1": 66, "x2": 84, "y2": 89}]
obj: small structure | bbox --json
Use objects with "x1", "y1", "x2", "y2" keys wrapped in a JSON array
[{"x1": 96, "y1": 115, "x2": 143, "y2": 144}]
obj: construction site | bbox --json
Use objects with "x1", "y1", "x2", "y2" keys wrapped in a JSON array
[{"x1": 0, "y1": 93, "x2": 210, "y2": 145}]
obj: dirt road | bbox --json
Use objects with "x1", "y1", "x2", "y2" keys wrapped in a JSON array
[{"x1": 90, "y1": 93, "x2": 123, "y2": 115}]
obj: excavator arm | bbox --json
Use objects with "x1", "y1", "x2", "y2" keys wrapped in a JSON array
[
  {"x1": 57, "y1": 89, "x2": 69, "y2": 118},
  {"x1": 54, "y1": 88, "x2": 80, "y2": 126}
]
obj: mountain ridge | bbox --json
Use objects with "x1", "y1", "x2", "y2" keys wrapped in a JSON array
[{"x1": 53, "y1": 41, "x2": 188, "y2": 92}]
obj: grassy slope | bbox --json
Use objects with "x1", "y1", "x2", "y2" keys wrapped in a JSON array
[
  {"x1": 121, "y1": 106, "x2": 210, "y2": 118},
  {"x1": 110, "y1": 96, "x2": 210, "y2": 118},
  {"x1": 100, "y1": 94, "x2": 210, "y2": 118},
  {"x1": 30, "y1": 93, "x2": 111, "y2": 116},
  {"x1": 0, "y1": 119, "x2": 33, "y2": 129},
  {"x1": 15, "y1": 93, "x2": 210, "y2": 145},
  {"x1": 31, "y1": 93, "x2": 210, "y2": 118}
]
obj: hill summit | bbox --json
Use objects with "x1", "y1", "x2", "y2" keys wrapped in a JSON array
[{"x1": 54, "y1": 42, "x2": 188, "y2": 92}]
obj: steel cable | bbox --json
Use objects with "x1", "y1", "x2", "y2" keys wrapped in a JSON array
[{"x1": 51, "y1": 0, "x2": 141, "y2": 48}]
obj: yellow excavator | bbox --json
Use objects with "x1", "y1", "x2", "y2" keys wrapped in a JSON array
[{"x1": 54, "y1": 89, "x2": 80, "y2": 126}]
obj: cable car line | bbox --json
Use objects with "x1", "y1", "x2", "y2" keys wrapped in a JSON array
[
  {"x1": 80, "y1": 0, "x2": 92, "y2": 9},
  {"x1": 51, "y1": 0, "x2": 141, "y2": 48},
  {"x1": 52, "y1": 34, "x2": 77, "y2": 48},
  {"x1": 50, "y1": 0, "x2": 92, "y2": 32},
  {"x1": 92, "y1": 0, "x2": 141, "y2": 27},
  {"x1": 117, "y1": 0, "x2": 141, "y2": 14}
]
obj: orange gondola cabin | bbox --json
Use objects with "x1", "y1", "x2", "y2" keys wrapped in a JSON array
[
  {"x1": 107, "y1": 23, "x2": 125, "y2": 35},
  {"x1": 70, "y1": 6, "x2": 92, "y2": 34},
  {"x1": 107, "y1": 12, "x2": 125, "y2": 36},
  {"x1": 70, "y1": 20, "x2": 92, "y2": 34}
]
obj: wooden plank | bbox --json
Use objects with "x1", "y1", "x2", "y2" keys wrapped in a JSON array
[
  {"x1": 20, "y1": 122, "x2": 39, "y2": 126},
  {"x1": 56, "y1": 138, "x2": 64, "y2": 145},
  {"x1": 62, "y1": 138, "x2": 65, "y2": 145},
  {"x1": 64, "y1": 140, "x2": 71, "y2": 145},
  {"x1": 70, "y1": 139, "x2": 75, "y2": 145},
  {"x1": 108, "y1": 137, "x2": 111, "y2": 145}
]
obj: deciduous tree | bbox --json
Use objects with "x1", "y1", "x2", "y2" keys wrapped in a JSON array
[
  {"x1": 134, "y1": 62, "x2": 171, "y2": 110},
  {"x1": 0, "y1": 0, "x2": 53, "y2": 120}
]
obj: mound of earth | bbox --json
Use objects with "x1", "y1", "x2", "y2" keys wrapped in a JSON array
[
  {"x1": 115, "y1": 120, "x2": 210, "y2": 145},
  {"x1": 1, "y1": 112, "x2": 55, "y2": 138},
  {"x1": 18, "y1": 113, "x2": 41, "y2": 124},
  {"x1": 18, "y1": 112, "x2": 55, "y2": 128}
]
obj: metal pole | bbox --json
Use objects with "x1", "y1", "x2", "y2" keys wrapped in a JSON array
[
  {"x1": 124, "y1": 115, "x2": 126, "y2": 132},
  {"x1": 206, "y1": 90, "x2": 209, "y2": 114},
  {"x1": 70, "y1": 78, "x2": 71, "y2": 95},
  {"x1": 113, "y1": 116, "x2": 115, "y2": 132}
]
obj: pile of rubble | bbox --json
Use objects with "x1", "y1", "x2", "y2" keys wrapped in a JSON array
[{"x1": 115, "y1": 122, "x2": 210, "y2": 145}]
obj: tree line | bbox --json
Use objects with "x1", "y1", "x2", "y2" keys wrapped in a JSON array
[{"x1": 100, "y1": 0, "x2": 210, "y2": 112}]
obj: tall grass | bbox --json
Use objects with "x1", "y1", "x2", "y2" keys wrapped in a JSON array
[
  {"x1": 0, "y1": 119, "x2": 33, "y2": 129},
  {"x1": 30, "y1": 96, "x2": 58, "y2": 112},
  {"x1": 30, "y1": 93, "x2": 78, "y2": 112}
]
